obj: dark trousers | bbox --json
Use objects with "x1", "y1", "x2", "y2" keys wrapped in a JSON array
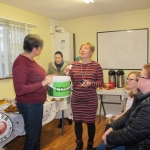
[
  {"x1": 75, "y1": 121, "x2": 95, "y2": 142},
  {"x1": 96, "y1": 142, "x2": 125, "y2": 150},
  {"x1": 17, "y1": 102, "x2": 44, "y2": 150}
]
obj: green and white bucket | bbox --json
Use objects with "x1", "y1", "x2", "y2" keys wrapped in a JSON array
[{"x1": 48, "y1": 76, "x2": 71, "y2": 98}]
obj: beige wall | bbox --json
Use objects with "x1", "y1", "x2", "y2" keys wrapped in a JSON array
[
  {"x1": 1, "y1": 3, "x2": 150, "y2": 99},
  {"x1": 61, "y1": 8, "x2": 150, "y2": 82},
  {"x1": 0, "y1": 3, "x2": 52, "y2": 99}
]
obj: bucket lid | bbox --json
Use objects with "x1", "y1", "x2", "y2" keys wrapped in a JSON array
[
  {"x1": 108, "y1": 70, "x2": 116, "y2": 75},
  {"x1": 51, "y1": 76, "x2": 71, "y2": 82},
  {"x1": 116, "y1": 69, "x2": 125, "y2": 75}
]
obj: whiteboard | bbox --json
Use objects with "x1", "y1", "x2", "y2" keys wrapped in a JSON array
[{"x1": 97, "y1": 28, "x2": 148, "y2": 70}]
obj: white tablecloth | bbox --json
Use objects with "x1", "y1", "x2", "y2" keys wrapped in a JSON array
[
  {"x1": 97, "y1": 88, "x2": 129, "y2": 109},
  {"x1": 97, "y1": 88, "x2": 129, "y2": 97},
  {"x1": 0, "y1": 99, "x2": 72, "y2": 148}
]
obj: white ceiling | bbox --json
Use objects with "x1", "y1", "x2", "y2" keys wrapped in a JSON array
[{"x1": 1, "y1": 0, "x2": 150, "y2": 20}]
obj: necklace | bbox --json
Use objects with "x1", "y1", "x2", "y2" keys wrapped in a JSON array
[{"x1": 81, "y1": 63, "x2": 89, "y2": 80}]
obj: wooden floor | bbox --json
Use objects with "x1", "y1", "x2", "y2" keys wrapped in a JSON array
[{"x1": 4, "y1": 116, "x2": 106, "y2": 150}]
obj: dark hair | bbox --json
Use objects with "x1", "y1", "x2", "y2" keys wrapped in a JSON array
[
  {"x1": 23, "y1": 34, "x2": 44, "y2": 53},
  {"x1": 54, "y1": 51, "x2": 63, "y2": 58}
]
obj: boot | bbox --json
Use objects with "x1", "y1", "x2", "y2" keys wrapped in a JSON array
[
  {"x1": 57, "y1": 119, "x2": 62, "y2": 128},
  {"x1": 75, "y1": 139, "x2": 83, "y2": 150},
  {"x1": 87, "y1": 141, "x2": 94, "y2": 150},
  {"x1": 67, "y1": 118, "x2": 72, "y2": 125}
]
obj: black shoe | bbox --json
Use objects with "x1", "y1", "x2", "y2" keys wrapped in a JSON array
[
  {"x1": 87, "y1": 141, "x2": 94, "y2": 150},
  {"x1": 57, "y1": 119, "x2": 62, "y2": 128},
  {"x1": 75, "y1": 140, "x2": 83, "y2": 150},
  {"x1": 87, "y1": 145, "x2": 93, "y2": 150},
  {"x1": 67, "y1": 118, "x2": 72, "y2": 125}
]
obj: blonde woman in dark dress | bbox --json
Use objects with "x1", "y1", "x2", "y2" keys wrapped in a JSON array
[{"x1": 65, "y1": 43, "x2": 103, "y2": 150}]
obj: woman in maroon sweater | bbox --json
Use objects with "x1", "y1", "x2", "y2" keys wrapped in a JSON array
[
  {"x1": 65, "y1": 43, "x2": 103, "y2": 150},
  {"x1": 12, "y1": 34, "x2": 52, "y2": 150}
]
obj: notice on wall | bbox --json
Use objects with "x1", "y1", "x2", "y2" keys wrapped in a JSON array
[{"x1": 61, "y1": 40, "x2": 65, "y2": 49}]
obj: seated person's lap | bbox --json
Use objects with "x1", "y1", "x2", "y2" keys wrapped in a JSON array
[{"x1": 96, "y1": 142, "x2": 125, "y2": 150}]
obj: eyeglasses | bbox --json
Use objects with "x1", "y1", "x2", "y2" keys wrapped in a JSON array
[
  {"x1": 126, "y1": 78, "x2": 138, "y2": 82},
  {"x1": 137, "y1": 75, "x2": 150, "y2": 80}
]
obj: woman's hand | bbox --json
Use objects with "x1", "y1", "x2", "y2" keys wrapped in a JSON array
[
  {"x1": 53, "y1": 74, "x2": 58, "y2": 76},
  {"x1": 81, "y1": 80, "x2": 91, "y2": 88},
  {"x1": 64, "y1": 65, "x2": 72, "y2": 75},
  {"x1": 64, "y1": 67, "x2": 70, "y2": 75},
  {"x1": 102, "y1": 127, "x2": 113, "y2": 144},
  {"x1": 42, "y1": 75, "x2": 53, "y2": 86}
]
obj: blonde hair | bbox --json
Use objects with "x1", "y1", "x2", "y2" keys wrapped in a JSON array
[
  {"x1": 125, "y1": 71, "x2": 140, "y2": 97},
  {"x1": 80, "y1": 42, "x2": 95, "y2": 53},
  {"x1": 143, "y1": 63, "x2": 150, "y2": 78}
]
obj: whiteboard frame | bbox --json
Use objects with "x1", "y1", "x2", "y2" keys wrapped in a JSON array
[{"x1": 97, "y1": 28, "x2": 149, "y2": 70}]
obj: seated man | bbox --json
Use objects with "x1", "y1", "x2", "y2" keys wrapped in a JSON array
[{"x1": 96, "y1": 63, "x2": 150, "y2": 150}]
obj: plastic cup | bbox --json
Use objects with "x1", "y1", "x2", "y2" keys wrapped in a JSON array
[{"x1": 106, "y1": 114, "x2": 113, "y2": 124}]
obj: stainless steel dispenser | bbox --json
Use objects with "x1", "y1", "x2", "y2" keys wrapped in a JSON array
[
  {"x1": 108, "y1": 70, "x2": 116, "y2": 87},
  {"x1": 116, "y1": 69, "x2": 125, "y2": 88}
]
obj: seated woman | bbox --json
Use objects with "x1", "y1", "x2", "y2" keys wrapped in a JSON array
[
  {"x1": 47, "y1": 51, "x2": 72, "y2": 128},
  {"x1": 104, "y1": 71, "x2": 140, "y2": 131},
  {"x1": 96, "y1": 63, "x2": 150, "y2": 150},
  {"x1": 114, "y1": 71, "x2": 140, "y2": 120}
]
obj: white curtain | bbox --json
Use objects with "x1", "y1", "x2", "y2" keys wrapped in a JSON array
[{"x1": 0, "y1": 19, "x2": 26, "y2": 78}]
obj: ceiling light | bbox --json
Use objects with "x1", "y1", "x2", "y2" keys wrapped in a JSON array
[{"x1": 83, "y1": 0, "x2": 94, "y2": 4}]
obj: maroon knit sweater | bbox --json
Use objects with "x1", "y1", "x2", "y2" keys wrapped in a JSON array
[{"x1": 12, "y1": 55, "x2": 47, "y2": 103}]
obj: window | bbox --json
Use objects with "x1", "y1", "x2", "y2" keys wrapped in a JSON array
[{"x1": 0, "y1": 19, "x2": 32, "y2": 79}]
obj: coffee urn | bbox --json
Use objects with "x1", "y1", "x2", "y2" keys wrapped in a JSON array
[
  {"x1": 108, "y1": 70, "x2": 116, "y2": 87},
  {"x1": 116, "y1": 69, "x2": 125, "y2": 88}
]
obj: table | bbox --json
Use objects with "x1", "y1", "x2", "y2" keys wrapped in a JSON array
[
  {"x1": 0, "y1": 99, "x2": 72, "y2": 148},
  {"x1": 96, "y1": 88, "x2": 129, "y2": 123}
]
